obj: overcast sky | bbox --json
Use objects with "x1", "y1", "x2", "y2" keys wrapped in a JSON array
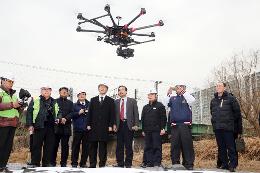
[{"x1": 0, "y1": 0, "x2": 260, "y2": 97}]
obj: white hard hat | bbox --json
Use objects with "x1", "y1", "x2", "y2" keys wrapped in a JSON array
[
  {"x1": 148, "y1": 88, "x2": 157, "y2": 94},
  {"x1": 1, "y1": 72, "x2": 15, "y2": 81},
  {"x1": 77, "y1": 89, "x2": 86, "y2": 95},
  {"x1": 40, "y1": 83, "x2": 52, "y2": 90}
]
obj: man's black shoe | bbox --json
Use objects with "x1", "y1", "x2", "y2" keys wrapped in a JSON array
[
  {"x1": 186, "y1": 166, "x2": 194, "y2": 170},
  {"x1": 140, "y1": 163, "x2": 147, "y2": 168},
  {"x1": 80, "y1": 165, "x2": 88, "y2": 168},
  {"x1": 0, "y1": 167, "x2": 11, "y2": 173},
  {"x1": 27, "y1": 164, "x2": 37, "y2": 168},
  {"x1": 72, "y1": 165, "x2": 77, "y2": 168},
  {"x1": 229, "y1": 167, "x2": 236, "y2": 172},
  {"x1": 220, "y1": 165, "x2": 229, "y2": 170},
  {"x1": 125, "y1": 165, "x2": 132, "y2": 168}
]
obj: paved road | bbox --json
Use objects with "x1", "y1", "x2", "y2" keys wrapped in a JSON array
[{"x1": 6, "y1": 163, "x2": 254, "y2": 173}]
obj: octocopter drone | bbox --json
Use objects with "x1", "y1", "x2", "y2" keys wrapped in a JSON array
[{"x1": 76, "y1": 4, "x2": 164, "y2": 59}]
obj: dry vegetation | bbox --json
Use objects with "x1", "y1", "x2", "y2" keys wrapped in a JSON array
[{"x1": 10, "y1": 137, "x2": 260, "y2": 172}]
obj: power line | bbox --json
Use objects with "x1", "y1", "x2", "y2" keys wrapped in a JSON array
[{"x1": 0, "y1": 60, "x2": 157, "y2": 83}]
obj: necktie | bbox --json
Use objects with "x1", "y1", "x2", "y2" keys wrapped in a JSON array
[
  {"x1": 100, "y1": 97, "x2": 104, "y2": 104},
  {"x1": 120, "y1": 99, "x2": 124, "y2": 121}
]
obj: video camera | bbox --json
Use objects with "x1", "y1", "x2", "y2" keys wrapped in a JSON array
[
  {"x1": 116, "y1": 47, "x2": 134, "y2": 59},
  {"x1": 18, "y1": 88, "x2": 31, "y2": 107}
]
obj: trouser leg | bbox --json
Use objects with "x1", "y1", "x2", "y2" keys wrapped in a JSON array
[
  {"x1": 171, "y1": 126, "x2": 181, "y2": 164},
  {"x1": 89, "y1": 141, "x2": 98, "y2": 168},
  {"x1": 51, "y1": 134, "x2": 61, "y2": 166},
  {"x1": 223, "y1": 131, "x2": 237, "y2": 168},
  {"x1": 124, "y1": 122, "x2": 134, "y2": 167},
  {"x1": 42, "y1": 126, "x2": 55, "y2": 166},
  {"x1": 31, "y1": 128, "x2": 45, "y2": 166},
  {"x1": 80, "y1": 132, "x2": 88, "y2": 167},
  {"x1": 179, "y1": 125, "x2": 194, "y2": 168},
  {"x1": 98, "y1": 141, "x2": 107, "y2": 167},
  {"x1": 144, "y1": 132, "x2": 153, "y2": 166},
  {"x1": 215, "y1": 130, "x2": 228, "y2": 168},
  {"x1": 116, "y1": 121, "x2": 125, "y2": 166},
  {"x1": 0, "y1": 127, "x2": 16, "y2": 168},
  {"x1": 71, "y1": 132, "x2": 83, "y2": 166},
  {"x1": 152, "y1": 132, "x2": 162, "y2": 166},
  {"x1": 60, "y1": 135, "x2": 70, "y2": 166}
]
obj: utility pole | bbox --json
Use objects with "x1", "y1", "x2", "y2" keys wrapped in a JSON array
[
  {"x1": 154, "y1": 81, "x2": 162, "y2": 93},
  {"x1": 134, "y1": 89, "x2": 138, "y2": 100},
  {"x1": 68, "y1": 87, "x2": 73, "y2": 102}
]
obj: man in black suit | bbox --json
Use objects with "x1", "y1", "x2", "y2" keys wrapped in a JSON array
[
  {"x1": 113, "y1": 85, "x2": 139, "y2": 168},
  {"x1": 87, "y1": 83, "x2": 115, "y2": 168}
]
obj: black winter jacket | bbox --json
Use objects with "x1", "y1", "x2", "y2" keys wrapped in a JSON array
[
  {"x1": 141, "y1": 101, "x2": 167, "y2": 132},
  {"x1": 54, "y1": 97, "x2": 73, "y2": 136},
  {"x1": 27, "y1": 95, "x2": 60, "y2": 129},
  {"x1": 210, "y1": 91, "x2": 242, "y2": 133}
]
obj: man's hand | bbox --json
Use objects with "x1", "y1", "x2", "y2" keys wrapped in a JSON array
[
  {"x1": 87, "y1": 126, "x2": 91, "y2": 130},
  {"x1": 61, "y1": 118, "x2": 67, "y2": 124},
  {"x1": 12, "y1": 101, "x2": 21, "y2": 109},
  {"x1": 142, "y1": 132, "x2": 145, "y2": 136},
  {"x1": 160, "y1": 129, "x2": 166, "y2": 136},
  {"x1": 108, "y1": 127, "x2": 113, "y2": 132},
  {"x1": 132, "y1": 126, "x2": 139, "y2": 131},
  {"x1": 28, "y1": 126, "x2": 34, "y2": 134},
  {"x1": 79, "y1": 109, "x2": 85, "y2": 115},
  {"x1": 167, "y1": 87, "x2": 173, "y2": 96},
  {"x1": 113, "y1": 125, "x2": 117, "y2": 132}
]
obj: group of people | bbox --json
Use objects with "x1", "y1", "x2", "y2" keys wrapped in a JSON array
[{"x1": 0, "y1": 72, "x2": 246, "y2": 172}]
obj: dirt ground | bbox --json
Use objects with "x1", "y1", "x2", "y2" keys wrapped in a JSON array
[{"x1": 9, "y1": 137, "x2": 260, "y2": 172}]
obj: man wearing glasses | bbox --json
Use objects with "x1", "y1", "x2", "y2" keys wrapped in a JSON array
[
  {"x1": 0, "y1": 73, "x2": 22, "y2": 172},
  {"x1": 27, "y1": 85, "x2": 60, "y2": 168}
]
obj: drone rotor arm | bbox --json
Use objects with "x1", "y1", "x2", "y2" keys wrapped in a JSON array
[
  {"x1": 130, "y1": 20, "x2": 164, "y2": 32},
  {"x1": 76, "y1": 27, "x2": 106, "y2": 34},
  {"x1": 125, "y1": 8, "x2": 146, "y2": 28},
  {"x1": 125, "y1": 39, "x2": 155, "y2": 47},
  {"x1": 104, "y1": 4, "x2": 117, "y2": 26},
  {"x1": 77, "y1": 13, "x2": 108, "y2": 30},
  {"x1": 131, "y1": 32, "x2": 155, "y2": 37}
]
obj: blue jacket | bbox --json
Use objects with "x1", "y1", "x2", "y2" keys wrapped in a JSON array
[
  {"x1": 168, "y1": 95, "x2": 192, "y2": 124},
  {"x1": 72, "y1": 100, "x2": 89, "y2": 132}
]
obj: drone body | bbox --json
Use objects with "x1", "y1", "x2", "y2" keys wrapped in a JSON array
[{"x1": 76, "y1": 4, "x2": 164, "y2": 59}]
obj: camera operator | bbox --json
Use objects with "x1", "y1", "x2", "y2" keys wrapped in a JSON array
[
  {"x1": 26, "y1": 85, "x2": 60, "y2": 167},
  {"x1": 0, "y1": 73, "x2": 22, "y2": 172},
  {"x1": 71, "y1": 90, "x2": 90, "y2": 168},
  {"x1": 51, "y1": 87, "x2": 73, "y2": 167}
]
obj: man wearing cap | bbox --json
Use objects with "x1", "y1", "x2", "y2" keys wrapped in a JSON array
[
  {"x1": 141, "y1": 88, "x2": 167, "y2": 169},
  {"x1": 51, "y1": 87, "x2": 73, "y2": 167},
  {"x1": 71, "y1": 90, "x2": 90, "y2": 168},
  {"x1": 26, "y1": 85, "x2": 60, "y2": 167},
  {"x1": 87, "y1": 83, "x2": 115, "y2": 168},
  {"x1": 0, "y1": 73, "x2": 22, "y2": 172},
  {"x1": 167, "y1": 84, "x2": 195, "y2": 170},
  {"x1": 113, "y1": 85, "x2": 139, "y2": 168}
]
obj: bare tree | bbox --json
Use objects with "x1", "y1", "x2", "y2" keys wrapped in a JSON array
[{"x1": 210, "y1": 50, "x2": 260, "y2": 136}]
